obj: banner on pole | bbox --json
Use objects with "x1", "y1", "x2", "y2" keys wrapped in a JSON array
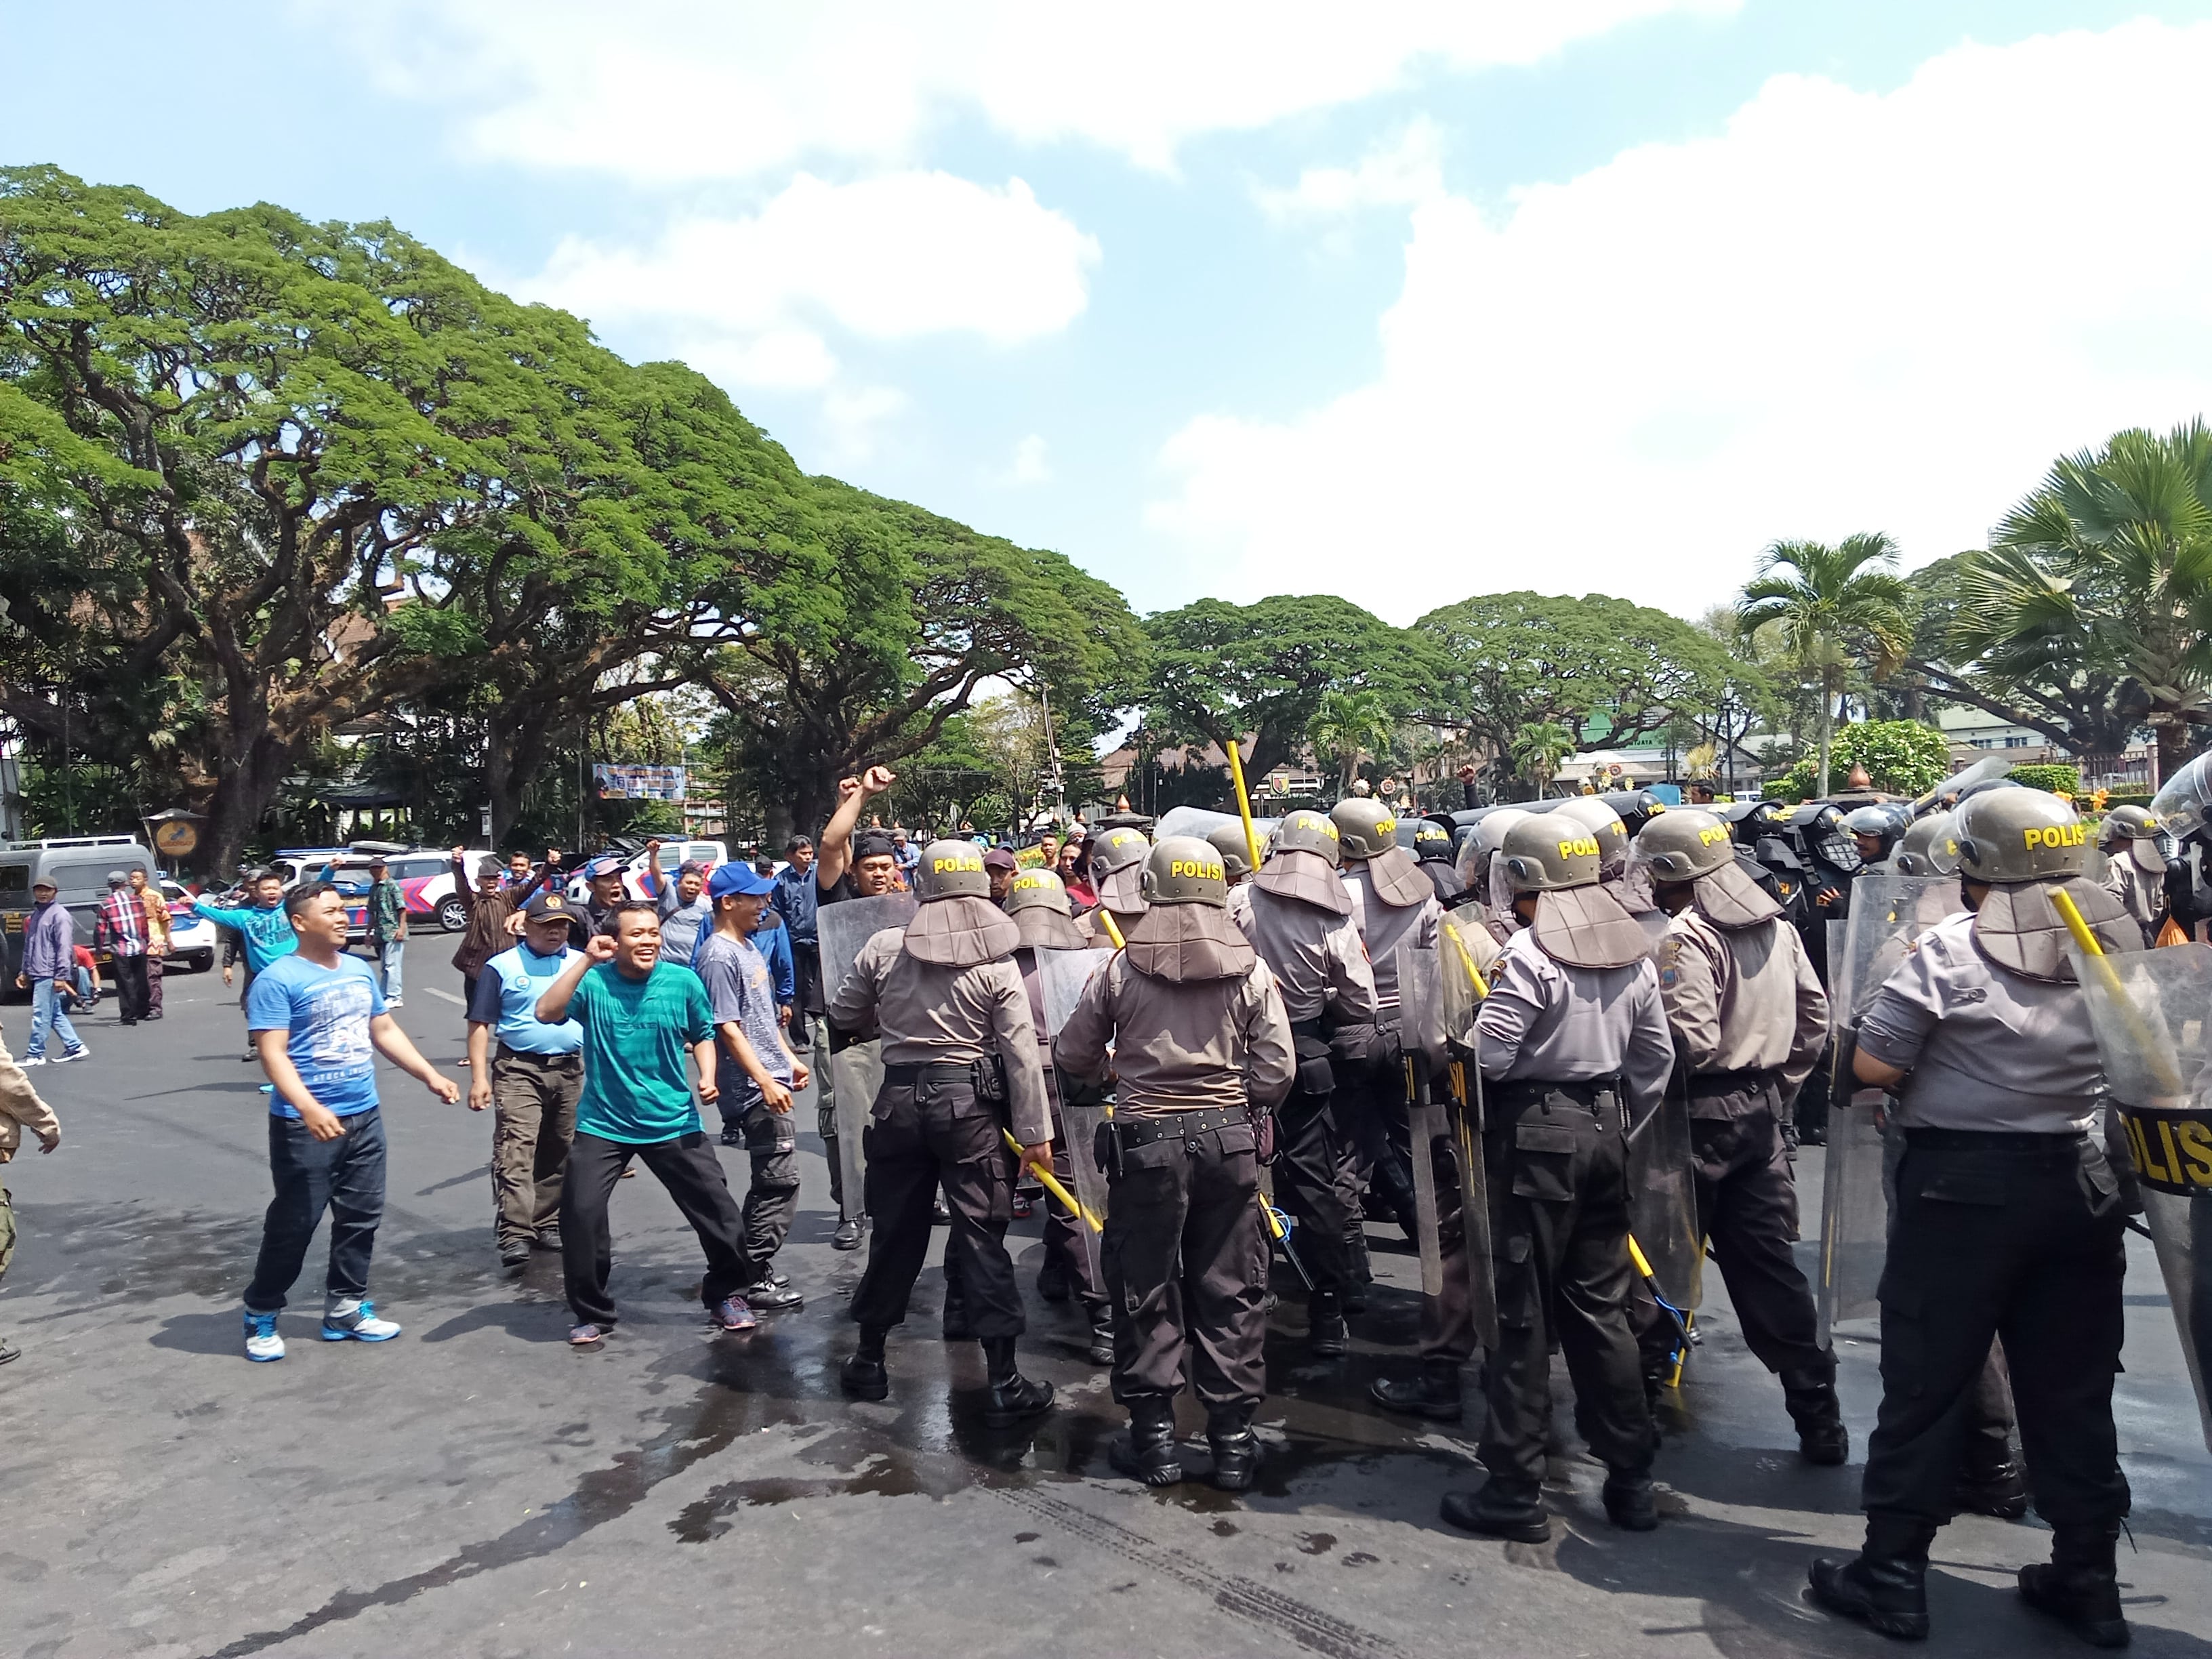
[{"x1": 594, "y1": 764, "x2": 688, "y2": 802}]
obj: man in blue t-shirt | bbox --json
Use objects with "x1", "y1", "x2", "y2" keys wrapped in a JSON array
[
  {"x1": 240, "y1": 884, "x2": 462, "y2": 1364},
  {"x1": 534, "y1": 901, "x2": 764, "y2": 1347},
  {"x1": 467, "y1": 890, "x2": 587, "y2": 1269},
  {"x1": 694, "y1": 863, "x2": 811, "y2": 1311}
]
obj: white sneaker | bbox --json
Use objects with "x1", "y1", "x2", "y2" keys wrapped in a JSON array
[
  {"x1": 20, "y1": 1056, "x2": 45, "y2": 1067},
  {"x1": 386, "y1": 997, "x2": 404, "y2": 1008},
  {"x1": 52, "y1": 1048, "x2": 88, "y2": 1063},
  {"x1": 321, "y1": 1297, "x2": 401, "y2": 1342},
  {"x1": 243, "y1": 1307, "x2": 285, "y2": 1363}
]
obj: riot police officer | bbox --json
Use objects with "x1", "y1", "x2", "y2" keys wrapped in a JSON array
[
  {"x1": 1445, "y1": 813, "x2": 1673, "y2": 1542},
  {"x1": 2097, "y1": 802, "x2": 2169, "y2": 945},
  {"x1": 1004, "y1": 867, "x2": 1114, "y2": 1366},
  {"x1": 1631, "y1": 808, "x2": 1843, "y2": 1461},
  {"x1": 1207, "y1": 823, "x2": 1254, "y2": 888},
  {"x1": 1227, "y1": 808, "x2": 1377, "y2": 1355},
  {"x1": 1330, "y1": 797, "x2": 1440, "y2": 1285},
  {"x1": 830, "y1": 840, "x2": 1056, "y2": 1426},
  {"x1": 1056, "y1": 837, "x2": 1294, "y2": 1490},
  {"x1": 1808, "y1": 790, "x2": 2139, "y2": 1647},
  {"x1": 1412, "y1": 816, "x2": 1465, "y2": 901},
  {"x1": 1082, "y1": 825, "x2": 1152, "y2": 943}
]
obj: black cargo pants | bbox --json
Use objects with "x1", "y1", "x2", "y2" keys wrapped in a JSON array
[
  {"x1": 1860, "y1": 1131, "x2": 2129, "y2": 1530},
  {"x1": 849, "y1": 1064, "x2": 1023, "y2": 1340},
  {"x1": 1479, "y1": 1080, "x2": 1656, "y2": 1488},
  {"x1": 1102, "y1": 1109, "x2": 1268, "y2": 1408},
  {"x1": 1271, "y1": 1036, "x2": 1356, "y2": 1298}
]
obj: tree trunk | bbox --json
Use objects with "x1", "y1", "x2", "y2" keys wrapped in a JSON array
[
  {"x1": 1816, "y1": 679, "x2": 1837, "y2": 799},
  {"x1": 203, "y1": 728, "x2": 294, "y2": 881},
  {"x1": 2154, "y1": 709, "x2": 2192, "y2": 793}
]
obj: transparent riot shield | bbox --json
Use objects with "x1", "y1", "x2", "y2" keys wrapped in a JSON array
[
  {"x1": 1036, "y1": 946, "x2": 1116, "y2": 1279},
  {"x1": 817, "y1": 893, "x2": 920, "y2": 1216},
  {"x1": 2073, "y1": 940, "x2": 2212, "y2": 1452},
  {"x1": 1628, "y1": 1082, "x2": 1702, "y2": 1311},
  {"x1": 1820, "y1": 874, "x2": 1963, "y2": 1342},
  {"x1": 1155, "y1": 805, "x2": 1282, "y2": 850},
  {"x1": 1395, "y1": 941, "x2": 1448, "y2": 1297},
  {"x1": 1429, "y1": 926, "x2": 1499, "y2": 1344}
]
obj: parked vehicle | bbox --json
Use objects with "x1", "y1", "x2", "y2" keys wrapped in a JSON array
[
  {"x1": 0, "y1": 836, "x2": 159, "y2": 993},
  {"x1": 562, "y1": 839, "x2": 727, "y2": 903},
  {"x1": 159, "y1": 880, "x2": 218, "y2": 973},
  {"x1": 319, "y1": 847, "x2": 494, "y2": 937}
]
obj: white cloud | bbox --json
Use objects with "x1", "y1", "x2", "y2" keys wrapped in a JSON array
[
  {"x1": 1149, "y1": 21, "x2": 2212, "y2": 623},
  {"x1": 330, "y1": 0, "x2": 1737, "y2": 179},
  {"x1": 991, "y1": 434, "x2": 1054, "y2": 487},
  {"x1": 1256, "y1": 118, "x2": 1447, "y2": 220},
  {"x1": 821, "y1": 386, "x2": 912, "y2": 466}
]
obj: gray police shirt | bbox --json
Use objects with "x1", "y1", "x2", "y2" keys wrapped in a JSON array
[
  {"x1": 1475, "y1": 927, "x2": 1674, "y2": 1124},
  {"x1": 1227, "y1": 882, "x2": 1377, "y2": 1027},
  {"x1": 1340, "y1": 865, "x2": 1438, "y2": 1013},
  {"x1": 1855, "y1": 911, "x2": 2104, "y2": 1136}
]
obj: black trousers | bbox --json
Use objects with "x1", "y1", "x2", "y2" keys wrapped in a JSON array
[
  {"x1": 1631, "y1": 1098, "x2": 1829, "y2": 1380},
  {"x1": 1042, "y1": 1095, "x2": 1105, "y2": 1306},
  {"x1": 1416, "y1": 1113, "x2": 1477, "y2": 1364},
  {"x1": 1861, "y1": 1134, "x2": 2129, "y2": 1530},
  {"x1": 1272, "y1": 1084, "x2": 1355, "y2": 1296},
  {"x1": 849, "y1": 1072, "x2": 1023, "y2": 1339},
  {"x1": 560, "y1": 1130, "x2": 758, "y2": 1328},
  {"x1": 245, "y1": 1109, "x2": 386, "y2": 1313},
  {"x1": 112, "y1": 953, "x2": 150, "y2": 1023},
  {"x1": 1479, "y1": 1084, "x2": 1656, "y2": 1487},
  {"x1": 788, "y1": 943, "x2": 820, "y2": 1047},
  {"x1": 1339, "y1": 1047, "x2": 1419, "y2": 1231},
  {"x1": 1104, "y1": 1116, "x2": 1267, "y2": 1407}
]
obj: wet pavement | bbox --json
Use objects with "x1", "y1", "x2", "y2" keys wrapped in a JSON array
[{"x1": 3, "y1": 966, "x2": 2209, "y2": 1658}]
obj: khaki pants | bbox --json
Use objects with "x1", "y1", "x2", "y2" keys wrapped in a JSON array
[
  {"x1": 491, "y1": 1048, "x2": 581, "y2": 1247},
  {"x1": 0, "y1": 1181, "x2": 15, "y2": 1282}
]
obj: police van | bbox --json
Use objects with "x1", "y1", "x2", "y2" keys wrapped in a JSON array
[{"x1": 0, "y1": 836, "x2": 159, "y2": 992}]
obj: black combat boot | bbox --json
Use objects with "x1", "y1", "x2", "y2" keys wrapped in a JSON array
[
  {"x1": 1952, "y1": 1452, "x2": 2029, "y2": 1520},
  {"x1": 1369, "y1": 1358, "x2": 1463, "y2": 1422},
  {"x1": 1603, "y1": 1469, "x2": 1660, "y2": 1532},
  {"x1": 840, "y1": 1325, "x2": 890, "y2": 1401},
  {"x1": 1439, "y1": 1477, "x2": 1551, "y2": 1543},
  {"x1": 980, "y1": 1336, "x2": 1054, "y2": 1427},
  {"x1": 1807, "y1": 1513, "x2": 1940, "y2": 1641},
  {"x1": 1109, "y1": 1393, "x2": 1184, "y2": 1486},
  {"x1": 1084, "y1": 1300, "x2": 1115, "y2": 1367},
  {"x1": 2018, "y1": 1522, "x2": 2130, "y2": 1650},
  {"x1": 1308, "y1": 1288, "x2": 1349, "y2": 1357},
  {"x1": 1781, "y1": 1367, "x2": 1849, "y2": 1467},
  {"x1": 1207, "y1": 1402, "x2": 1260, "y2": 1492},
  {"x1": 1036, "y1": 1256, "x2": 1070, "y2": 1303},
  {"x1": 941, "y1": 1279, "x2": 975, "y2": 1341}
]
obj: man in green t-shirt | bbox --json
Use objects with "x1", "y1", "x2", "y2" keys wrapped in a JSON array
[{"x1": 535, "y1": 902, "x2": 763, "y2": 1346}]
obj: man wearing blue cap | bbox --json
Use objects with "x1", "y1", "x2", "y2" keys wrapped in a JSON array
[{"x1": 693, "y1": 862, "x2": 811, "y2": 1309}]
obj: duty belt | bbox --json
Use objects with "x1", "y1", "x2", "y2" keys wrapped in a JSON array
[
  {"x1": 882, "y1": 1061, "x2": 977, "y2": 1086},
  {"x1": 1112, "y1": 1105, "x2": 1250, "y2": 1148},
  {"x1": 1902, "y1": 1128, "x2": 2087, "y2": 1157},
  {"x1": 1687, "y1": 1065, "x2": 1779, "y2": 1100},
  {"x1": 496, "y1": 1044, "x2": 582, "y2": 1067},
  {"x1": 1491, "y1": 1075, "x2": 1623, "y2": 1111}
]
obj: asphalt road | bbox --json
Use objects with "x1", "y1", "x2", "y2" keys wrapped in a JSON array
[{"x1": 2, "y1": 958, "x2": 2208, "y2": 1658}]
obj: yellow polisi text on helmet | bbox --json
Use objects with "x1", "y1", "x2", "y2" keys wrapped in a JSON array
[
  {"x1": 2022, "y1": 823, "x2": 2087, "y2": 851},
  {"x1": 1557, "y1": 836, "x2": 1601, "y2": 859},
  {"x1": 1169, "y1": 858, "x2": 1225, "y2": 881},
  {"x1": 933, "y1": 854, "x2": 984, "y2": 874},
  {"x1": 1010, "y1": 872, "x2": 1050, "y2": 890},
  {"x1": 1696, "y1": 825, "x2": 1730, "y2": 846},
  {"x1": 1374, "y1": 818, "x2": 1395, "y2": 836}
]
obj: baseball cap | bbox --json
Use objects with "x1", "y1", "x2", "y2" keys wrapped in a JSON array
[
  {"x1": 523, "y1": 891, "x2": 574, "y2": 922},
  {"x1": 852, "y1": 830, "x2": 898, "y2": 863},
  {"x1": 982, "y1": 848, "x2": 1019, "y2": 872},
  {"x1": 708, "y1": 863, "x2": 775, "y2": 899},
  {"x1": 581, "y1": 854, "x2": 626, "y2": 879},
  {"x1": 106, "y1": 869, "x2": 127, "y2": 885},
  {"x1": 678, "y1": 858, "x2": 706, "y2": 876}
]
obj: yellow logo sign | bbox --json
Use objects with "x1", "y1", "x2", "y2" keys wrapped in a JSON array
[
  {"x1": 933, "y1": 855, "x2": 983, "y2": 874},
  {"x1": 2022, "y1": 822, "x2": 2087, "y2": 851},
  {"x1": 1557, "y1": 836, "x2": 1601, "y2": 859},
  {"x1": 1168, "y1": 858, "x2": 1225, "y2": 881}
]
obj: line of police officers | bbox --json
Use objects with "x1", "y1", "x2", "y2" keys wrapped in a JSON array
[{"x1": 814, "y1": 780, "x2": 2169, "y2": 1650}]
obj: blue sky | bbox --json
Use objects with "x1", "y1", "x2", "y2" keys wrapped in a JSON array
[{"x1": 7, "y1": 1, "x2": 2212, "y2": 623}]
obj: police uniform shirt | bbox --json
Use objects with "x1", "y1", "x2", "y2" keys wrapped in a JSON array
[
  {"x1": 1227, "y1": 882, "x2": 1378, "y2": 1026},
  {"x1": 1855, "y1": 912, "x2": 2105, "y2": 1136},
  {"x1": 1340, "y1": 866, "x2": 1439, "y2": 1012},
  {"x1": 1659, "y1": 907, "x2": 1828, "y2": 1101},
  {"x1": 1474, "y1": 928, "x2": 1674, "y2": 1120},
  {"x1": 1055, "y1": 952, "x2": 1295, "y2": 1118},
  {"x1": 826, "y1": 928, "x2": 1051, "y2": 1145},
  {"x1": 2102, "y1": 854, "x2": 2165, "y2": 942}
]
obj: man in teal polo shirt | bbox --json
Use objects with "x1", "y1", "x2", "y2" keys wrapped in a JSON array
[{"x1": 535, "y1": 901, "x2": 763, "y2": 1347}]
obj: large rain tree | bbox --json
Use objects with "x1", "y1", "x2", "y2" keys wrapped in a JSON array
[
  {"x1": 1735, "y1": 536, "x2": 1910, "y2": 800},
  {"x1": 1946, "y1": 422, "x2": 2212, "y2": 781}
]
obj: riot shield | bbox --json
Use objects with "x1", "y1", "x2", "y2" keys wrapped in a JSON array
[
  {"x1": 818, "y1": 893, "x2": 920, "y2": 1217},
  {"x1": 2073, "y1": 940, "x2": 2212, "y2": 1452},
  {"x1": 1395, "y1": 941, "x2": 1448, "y2": 1297},
  {"x1": 1819, "y1": 874, "x2": 1962, "y2": 1341},
  {"x1": 1443, "y1": 1046, "x2": 1498, "y2": 1350},
  {"x1": 1155, "y1": 805, "x2": 1282, "y2": 850},
  {"x1": 1627, "y1": 1082, "x2": 1702, "y2": 1311},
  {"x1": 1035, "y1": 946, "x2": 1116, "y2": 1280}
]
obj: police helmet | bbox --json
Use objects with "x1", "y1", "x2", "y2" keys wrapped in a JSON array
[
  {"x1": 1600, "y1": 790, "x2": 1668, "y2": 836},
  {"x1": 1633, "y1": 808, "x2": 1736, "y2": 883},
  {"x1": 1088, "y1": 825, "x2": 1151, "y2": 878},
  {"x1": 1412, "y1": 815, "x2": 1456, "y2": 863},
  {"x1": 1139, "y1": 836, "x2": 1230, "y2": 908},
  {"x1": 2097, "y1": 804, "x2": 2162, "y2": 849},
  {"x1": 1553, "y1": 796, "x2": 1629, "y2": 878},
  {"x1": 1330, "y1": 797, "x2": 1400, "y2": 861},
  {"x1": 1893, "y1": 811, "x2": 1961, "y2": 876},
  {"x1": 1003, "y1": 867, "x2": 1075, "y2": 916},
  {"x1": 1500, "y1": 813, "x2": 1604, "y2": 895},
  {"x1": 1953, "y1": 789, "x2": 2090, "y2": 884},
  {"x1": 1270, "y1": 808, "x2": 1343, "y2": 867},
  {"x1": 912, "y1": 839, "x2": 990, "y2": 901},
  {"x1": 1206, "y1": 823, "x2": 1252, "y2": 882}
]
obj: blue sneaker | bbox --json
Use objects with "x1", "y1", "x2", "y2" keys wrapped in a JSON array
[
  {"x1": 243, "y1": 1308, "x2": 285, "y2": 1363},
  {"x1": 321, "y1": 1297, "x2": 401, "y2": 1342},
  {"x1": 710, "y1": 1294, "x2": 757, "y2": 1332}
]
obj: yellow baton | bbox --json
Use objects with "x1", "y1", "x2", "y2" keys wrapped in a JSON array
[{"x1": 1004, "y1": 1129, "x2": 1103, "y2": 1233}]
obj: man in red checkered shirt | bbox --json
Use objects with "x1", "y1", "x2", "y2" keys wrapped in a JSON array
[{"x1": 94, "y1": 872, "x2": 152, "y2": 1027}]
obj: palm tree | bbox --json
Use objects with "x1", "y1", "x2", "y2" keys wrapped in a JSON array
[
  {"x1": 1307, "y1": 689, "x2": 1396, "y2": 792},
  {"x1": 1954, "y1": 421, "x2": 2212, "y2": 783},
  {"x1": 1510, "y1": 720, "x2": 1577, "y2": 798},
  {"x1": 1737, "y1": 535, "x2": 1910, "y2": 798}
]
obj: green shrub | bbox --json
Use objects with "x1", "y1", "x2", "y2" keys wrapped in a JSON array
[
  {"x1": 1761, "y1": 720, "x2": 1952, "y2": 802},
  {"x1": 2007, "y1": 762, "x2": 2081, "y2": 796}
]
